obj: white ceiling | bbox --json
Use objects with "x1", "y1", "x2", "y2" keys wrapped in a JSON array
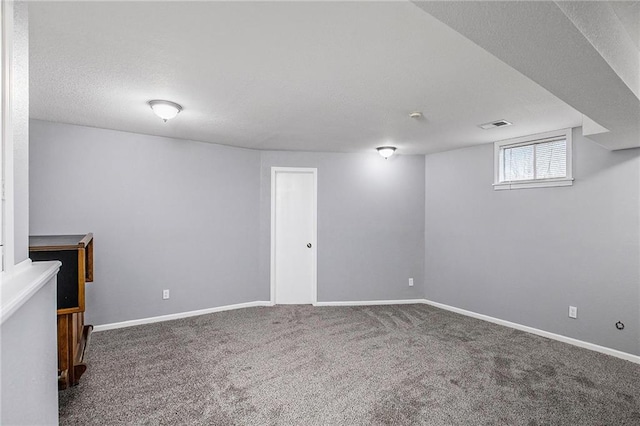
[
  {"x1": 415, "y1": 1, "x2": 639, "y2": 151},
  {"x1": 610, "y1": 1, "x2": 640, "y2": 49},
  {"x1": 29, "y1": 1, "x2": 585, "y2": 154}
]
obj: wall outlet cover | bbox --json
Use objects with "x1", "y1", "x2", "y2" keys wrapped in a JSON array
[{"x1": 569, "y1": 305, "x2": 577, "y2": 319}]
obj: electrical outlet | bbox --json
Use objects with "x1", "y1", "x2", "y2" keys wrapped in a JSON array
[
  {"x1": 163, "y1": 289, "x2": 170, "y2": 300},
  {"x1": 568, "y1": 305, "x2": 577, "y2": 319},
  {"x1": 408, "y1": 278, "x2": 414, "y2": 287}
]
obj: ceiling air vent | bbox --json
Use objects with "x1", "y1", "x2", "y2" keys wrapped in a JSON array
[{"x1": 478, "y1": 119, "x2": 512, "y2": 130}]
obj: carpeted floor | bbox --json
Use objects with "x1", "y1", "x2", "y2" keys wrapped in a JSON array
[{"x1": 59, "y1": 304, "x2": 640, "y2": 425}]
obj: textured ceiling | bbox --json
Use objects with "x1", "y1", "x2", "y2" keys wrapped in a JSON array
[
  {"x1": 415, "y1": 1, "x2": 639, "y2": 150},
  {"x1": 29, "y1": 1, "x2": 583, "y2": 154},
  {"x1": 610, "y1": 1, "x2": 640, "y2": 49}
]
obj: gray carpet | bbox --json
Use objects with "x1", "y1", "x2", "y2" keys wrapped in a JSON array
[{"x1": 59, "y1": 304, "x2": 640, "y2": 425}]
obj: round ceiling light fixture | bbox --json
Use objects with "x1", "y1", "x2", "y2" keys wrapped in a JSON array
[
  {"x1": 377, "y1": 146, "x2": 396, "y2": 159},
  {"x1": 148, "y1": 100, "x2": 182, "y2": 122}
]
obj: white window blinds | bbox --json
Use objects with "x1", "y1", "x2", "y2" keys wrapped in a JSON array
[
  {"x1": 494, "y1": 129, "x2": 573, "y2": 190},
  {"x1": 500, "y1": 138, "x2": 567, "y2": 183},
  {"x1": 535, "y1": 139, "x2": 566, "y2": 179}
]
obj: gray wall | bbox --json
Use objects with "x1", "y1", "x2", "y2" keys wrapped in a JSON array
[
  {"x1": 35, "y1": 119, "x2": 638, "y2": 358},
  {"x1": 30, "y1": 120, "x2": 262, "y2": 325},
  {"x1": 1, "y1": 277, "x2": 58, "y2": 425},
  {"x1": 30, "y1": 122, "x2": 426, "y2": 325},
  {"x1": 259, "y1": 151, "x2": 425, "y2": 302},
  {"x1": 13, "y1": 1, "x2": 29, "y2": 263},
  {"x1": 424, "y1": 129, "x2": 640, "y2": 355}
]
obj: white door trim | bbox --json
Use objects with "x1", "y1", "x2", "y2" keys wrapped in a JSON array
[{"x1": 270, "y1": 167, "x2": 318, "y2": 305}]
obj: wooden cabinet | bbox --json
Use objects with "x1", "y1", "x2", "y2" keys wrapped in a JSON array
[{"x1": 29, "y1": 234, "x2": 94, "y2": 389}]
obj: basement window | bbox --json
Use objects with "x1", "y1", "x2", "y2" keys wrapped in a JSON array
[{"x1": 494, "y1": 128, "x2": 573, "y2": 190}]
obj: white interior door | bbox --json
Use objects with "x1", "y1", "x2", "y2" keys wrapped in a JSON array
[{"x1": 271, "y1": 168, "x2": 317, "y2": 304}]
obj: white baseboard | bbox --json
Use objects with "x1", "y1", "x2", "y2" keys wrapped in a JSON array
[
  {"x1": 314, "y1": 299, "x2": 425, "y2": 307},
  {"x1": 422, "y1": 299, "x2": 640, "y2": 365},
  {"x1": 92, "y1": 297, "x2": 640, "y2": 365},
  {"x1": 93, "y1": 301, "x2": 273, "y2": 332}
]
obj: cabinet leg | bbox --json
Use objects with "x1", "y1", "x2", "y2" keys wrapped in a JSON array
[
  {"x1": 58, "y1": 370, "x2": 68, "y2": 391},
  {"x1": 70, "y1": 325, "x2": 92, "y2": 386},
  {"x1": 72, "y1": 364, "x2": 87, "y2": 386},
  {"x1": 57, "y1": 315, "x2": 71, "y2": 390},
  {"x1": 66, "y1": 315, "x2": 76, "y2": 386},
  {"x1": 58, "y1": 313, "x2": 93, "y2": 388}
]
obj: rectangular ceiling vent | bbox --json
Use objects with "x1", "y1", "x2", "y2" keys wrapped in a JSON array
[{"x1": 479, "y1": 119, "x2": 512, "y2": 130}]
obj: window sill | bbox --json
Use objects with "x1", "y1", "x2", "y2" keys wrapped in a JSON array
[
  {"x1": 0, "y1": 259, "x2": 61, "y2": 324},
  {"x1": 494, "y1": 178, "x2": 574, "y2": 190}
]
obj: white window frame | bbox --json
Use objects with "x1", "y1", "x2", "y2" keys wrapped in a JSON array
[{"x1": 493, "y1": 128, "x2": 573, "y2": 191}]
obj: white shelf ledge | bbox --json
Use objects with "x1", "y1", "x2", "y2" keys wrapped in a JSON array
[{"x1": 1, "y1": 259, "x2": 61, "y2": 324}]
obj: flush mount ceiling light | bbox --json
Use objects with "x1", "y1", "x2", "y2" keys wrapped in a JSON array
[
  {"x1": 377, "y1": 146, "x2": 396, "y2": 159},
  {"x1": 148, "y1": 100, "x2": 182, "y2": 122},
  {"x1": 409, "y1": 111, "x2": 423, "y2": 119}
]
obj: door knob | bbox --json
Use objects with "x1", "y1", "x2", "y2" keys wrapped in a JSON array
[{"x1": 307, "y1": 243, "x2": 312, "y2": 248}]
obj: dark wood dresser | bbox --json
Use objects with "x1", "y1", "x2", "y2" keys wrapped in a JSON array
[{"x1": 29, "y1": 233, "x2": 94, "y2": 389}]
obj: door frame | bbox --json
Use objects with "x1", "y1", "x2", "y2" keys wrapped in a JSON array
[{"x1": 270, "y1": 167, "x2": 318, "y2": 305}]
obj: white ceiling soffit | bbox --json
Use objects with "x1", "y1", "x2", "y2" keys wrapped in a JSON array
[
  {"x1": 414, "y1": 1, "x2": 640, "y2": 151},
  {"x1": 557, "y1": 2, "x2": 639, "y2": 105},
  {"x1": 29, "y1": 1, "x2": 583, "y2": 155},
  {"x1": 610, "y1": 1, "x2": 640, "y2": 50}
]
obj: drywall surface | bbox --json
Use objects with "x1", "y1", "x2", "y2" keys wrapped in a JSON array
[
  {"x1": 1, "y1": 276, "x2": 58, "y2": 425},
  {"x1": 30, "y1": 120, "x2": 262, "y2": 325},
  {"x1": 556, "y1": 1, "x2": 639, "y2": 99},
  {"x1": 13, "y1": 2, "x2": 29, "y2": 263},
  {"x1": 415, "y1": 1, "x2": 639, "y2": 150},
  {"x1": 424, "y1": 129, "x2": 640, "y2": 355},
  {"x1": 260, "y1": 151, "x2": 425, "y2": 302}
]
